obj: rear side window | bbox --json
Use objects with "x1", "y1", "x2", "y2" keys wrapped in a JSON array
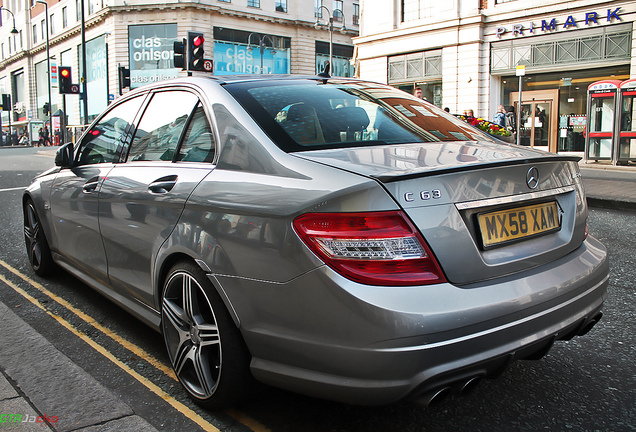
[
  {"x1": 127, "y1": 91, "x2": 199, "y2": 162},
  {"x1": 76, "y1": 95, "x2": 144, "y2": 165}
]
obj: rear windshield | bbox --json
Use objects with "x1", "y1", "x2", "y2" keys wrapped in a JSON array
[{"x1": 224, "y1": 79, "x2": 494, "y2": 152}]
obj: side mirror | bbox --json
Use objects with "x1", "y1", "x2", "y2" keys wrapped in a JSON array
[{"x1": 55, "y1": 142, "x2": 74, "y2": 167}]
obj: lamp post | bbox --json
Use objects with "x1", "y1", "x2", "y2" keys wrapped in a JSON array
[
  {"x1": 0, "y1": 6, "x2": 20, "y2": 34},
  {"x1": 247, "y1": 33, "x2": 275, "y2": 74},
  {"x1": 36, "y1": 1, "x2": 52, "y2": 138},
  {"x1": 0, "y1": 6, "x2": 19, "y2": 145},
  {"x1": 314, "y1": 5, "x2": 347, "y2": 73}
]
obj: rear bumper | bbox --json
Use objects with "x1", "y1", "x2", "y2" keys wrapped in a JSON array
[{"x1": 223, "y1": 236, "x2": 609, "y2": 405}]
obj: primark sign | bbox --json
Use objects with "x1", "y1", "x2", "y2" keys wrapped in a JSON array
[{"x1": 495, "y1": 7, "x2": 623, "y2": 39}]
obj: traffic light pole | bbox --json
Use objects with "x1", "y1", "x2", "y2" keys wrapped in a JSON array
[
  {"x1": 80, "y1": 0, "x2": 88, "y2": 125},
  {"x1": 36, "y1": 1, "x2": 52, "y2": 135},
  {"x1": 62, "y1": 96, "x2": 67, "y2": 144}
]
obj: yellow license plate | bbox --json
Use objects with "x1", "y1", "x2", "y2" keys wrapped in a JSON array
[{"x1": 477, "y1": 201, "x2": 561, "y2": 248}]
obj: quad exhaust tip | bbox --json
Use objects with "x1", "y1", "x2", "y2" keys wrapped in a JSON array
[{"x1": 417, "y1": 376, "x2": 484, "y2": 407}]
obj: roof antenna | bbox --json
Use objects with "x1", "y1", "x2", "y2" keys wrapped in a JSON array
[{"x1": 318, "y1": 61, "x2": 331, "y2": 81}]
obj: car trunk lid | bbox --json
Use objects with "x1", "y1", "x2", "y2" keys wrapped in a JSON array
[{"x1": 294, "y1": 141, "x2": 587, "y2": 285}]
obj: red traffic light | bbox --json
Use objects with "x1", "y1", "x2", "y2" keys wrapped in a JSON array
[
  {"x1": 193, "y1": 35, "x2": 204, "y2": 47},
  {"x1": 60, "y1": 69, "x2": 70, "y2": 78}
]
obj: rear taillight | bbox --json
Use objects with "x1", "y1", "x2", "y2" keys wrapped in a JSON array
[{"x1": 293, "y1": 211, "x2": 446, "y2": 286}]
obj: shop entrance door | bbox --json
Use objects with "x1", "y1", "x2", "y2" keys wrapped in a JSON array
[{"x1": 510, "y1": 89, "x2": 559, "y2": 153}]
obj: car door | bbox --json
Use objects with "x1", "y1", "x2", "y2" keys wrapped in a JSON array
[
  {"x1": 49, "y1": 95, "x2": 145, "y2": 284},
  {"x1": 98, "y1": 89, "x2": 216, "y2": 307}
]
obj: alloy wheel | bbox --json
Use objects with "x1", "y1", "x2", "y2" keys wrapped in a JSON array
[{"x1": 162, "y1": 270, "x2": 222, "y2": 399}]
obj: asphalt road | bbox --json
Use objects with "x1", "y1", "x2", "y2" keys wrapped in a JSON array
[{"x1": 0, "y1": 147, "x2": 634, "y2": 432}]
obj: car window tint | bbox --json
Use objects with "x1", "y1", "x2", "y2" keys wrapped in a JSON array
[
  {"x1": 177, "y1": 103, "x2": 216, "y2": 163},
  {"x1": 76, "y1": 95, "x2": 143, "y2": 165},
  {"x1": 127, "y1": 91, "x2": 198, "y2": 162}
]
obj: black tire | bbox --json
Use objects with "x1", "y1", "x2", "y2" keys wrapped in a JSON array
[
  {"x1": 161, "y1": 260, "x2": 253, "y2": 409},
  {"x1": 23, "y1": 199, "x2": 55, "y2": 277}
]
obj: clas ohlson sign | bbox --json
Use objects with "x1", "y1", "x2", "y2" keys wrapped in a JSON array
[{"x1": 128, "y1": 24, "x2": 180, "y2": 89}]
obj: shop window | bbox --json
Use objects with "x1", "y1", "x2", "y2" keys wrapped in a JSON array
[{"x1": 315, "y1": 41, "x2": 354, "y2": 77}]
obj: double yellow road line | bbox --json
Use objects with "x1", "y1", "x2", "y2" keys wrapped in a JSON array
[{"x1": 0, "y1": 259, "x2": 269, "y2": 432}]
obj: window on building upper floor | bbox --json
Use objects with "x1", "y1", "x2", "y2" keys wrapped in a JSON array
[
  {"x1": 353, "y1": 3, "x2": 359, "y2": 26},
  {"x1": 63, "y1": 7, "x2": 68, "y2": 28},
  {"x1": 50, "y1": 14, "x2": 55, "y2": 35},
  {"x1": 218, "y1": 0, "x2": 230, "y2": 2},
  {"x1": 32, "y1": 24, "x2": 37, "y2": 44},
  {"x1": 41, "y1": 20, "x2": 45, "y2": 41},
  {"x1": 247, "y1": 0, "x2": 260, "y2": 8},
  {"x1": 1, "y1": 43, "x2": 4, "y2": 60},
  {"x1": 315, "y1": 0, "x2": 322, "y2": 18},
  {"x1": 76, "y1": 0, "x2": 81, "y2": 21},
  {"x1": 276, "y1": 0, "x2": 287, "y2": 13},
  {"x1": 333, "y1": 0, "x2": 343, "y2": 22}
]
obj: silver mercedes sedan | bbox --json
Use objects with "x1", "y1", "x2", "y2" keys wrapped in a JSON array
[{"x1": 23, "y1": 75, "x2": 609, "y2": 409}]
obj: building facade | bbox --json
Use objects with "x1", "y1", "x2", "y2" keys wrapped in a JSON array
[
  {"x1": 0, "y1": 0, "x2": 358, "y2": 142},
  {"x1": 355, "y1": 0, "x2": 636, "y2": 154}
]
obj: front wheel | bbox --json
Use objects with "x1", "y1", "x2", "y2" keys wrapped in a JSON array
[
  {"x1": 23, "y1": 199, "x2": 55, "y2": 276},
  {"x1": 161, "y1": 261, "x2": 253, "y2": 409}
]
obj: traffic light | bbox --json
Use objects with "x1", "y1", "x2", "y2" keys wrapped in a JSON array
[
  {"x1": 59, "y1": 66, "x2": 72, "y2": 94},
  {"x1": 43, "y1": 102, "x2": 50, "y2": 116},
  {"x1": 118, "y1": 66, "x2": 130, "y2": 94},
  {"x1": 173, "y1": 38, "x2": 186, "y2": 70},
  {"x1": 187, "y1": 31, "x2": 205, "y2": 71},
  {"x1": 1, "y1": 94, "x2": 10, "y2": 111}
]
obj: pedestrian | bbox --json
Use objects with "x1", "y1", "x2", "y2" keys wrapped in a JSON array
[
  {"x1": 18, "y1": 132, "x2": 28, "y2": 145},
  {"x1": 38, "y1": 128, "x2": 44, "y2": 147},
  {"x1": 414, "y1": 88, "x2": 423, "y2": 99},
  {"x1": 493, "y1": 105, "x2": 506, "y2": 127},
  {"x1": 505, "y1": 106, "x2": 517, "y2": 139},
  {"x1": 444, "y1": 107, "x2": 450, "y2": 113},
  {"x1": 464, "y1": 109, "x2": 475, "y2": 118},
  {"x1": 42, "y1": 125, "x2": 51, "y2": 146}
]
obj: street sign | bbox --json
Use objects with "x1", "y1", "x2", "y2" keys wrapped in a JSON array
[
  {"x1": 516, "y1": 64, "x2": 526, "y2": 76},
  {"x1": 70, "y1": 84, "x2": 80, "y2": 94},
  {"x1": 203, "y1": 59, "x2": 213, "y2": 72},
  {"x1": 51, "y1": 63, "x2": 58, "y2": 87}
]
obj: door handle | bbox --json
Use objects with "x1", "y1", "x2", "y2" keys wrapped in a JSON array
[
  {"x1": 82, "y1": 177, "x2": 100, "y2": 193},
  {"x1": 148, "y1": 175, "x2": 178, "y2": 194}
]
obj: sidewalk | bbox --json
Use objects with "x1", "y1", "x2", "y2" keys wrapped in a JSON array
[
  {"x1": 579, "y1": 160, "x2": 636, "y2": 211},
  {"x1": 0, "y1": 301, "x2": 159, "y2": 432}
]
